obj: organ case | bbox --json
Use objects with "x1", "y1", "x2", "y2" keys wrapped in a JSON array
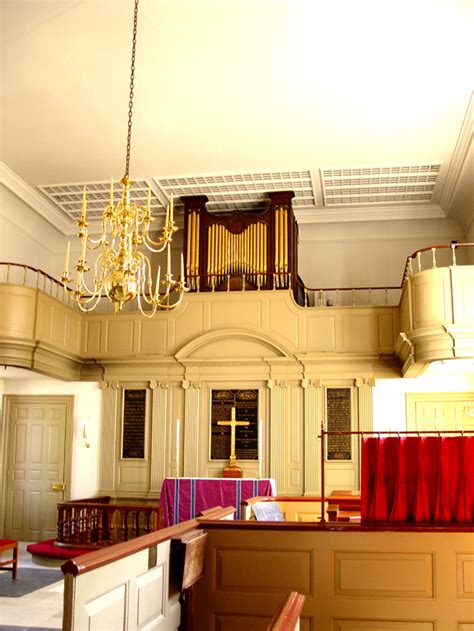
[{"x1": 182, "y1": 191, "x2": 299, "y2": 299}]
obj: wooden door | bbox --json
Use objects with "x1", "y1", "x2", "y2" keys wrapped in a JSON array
[
  {"x1": 406, "y1": 392, "x2": 474, "y2": 432},
  {"x1": 3, "y1": 397, "x2": 71, "y2": 541}
]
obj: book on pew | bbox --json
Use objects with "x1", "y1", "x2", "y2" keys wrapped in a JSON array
[{"x1": 252, "y1": 501, "x2": 284, "y2": 522}]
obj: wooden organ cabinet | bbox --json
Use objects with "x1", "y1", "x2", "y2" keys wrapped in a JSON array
[{"x1": 182, "y1": 191, "x2": 301, "y2": 302}]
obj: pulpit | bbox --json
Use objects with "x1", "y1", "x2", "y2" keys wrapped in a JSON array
[{"x1": 160, "y1": 477, "x2": 276, "y2": 527}]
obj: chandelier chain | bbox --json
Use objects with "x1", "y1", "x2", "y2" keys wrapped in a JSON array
[{"x1": 125, "y1": 0, "x2": 139, "y2": 178}]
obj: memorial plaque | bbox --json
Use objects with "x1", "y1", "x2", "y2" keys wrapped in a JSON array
[
  {"x1": 326, "y1": 387, "x2": 352, "y2": 460},
  {"x1": 122, "y1": 389, "x2": 147, "y2": 459},
  {"x1": 211, "y1": 389, "x2": 259, "y2": 460}
]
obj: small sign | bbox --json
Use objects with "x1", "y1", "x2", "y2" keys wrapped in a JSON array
[
  {"x1": 122, "y1": 389, "x2": 146, "y2": 459},
  {"x1": 326, "y1": 387, "x2": 352, "y2": 460}
]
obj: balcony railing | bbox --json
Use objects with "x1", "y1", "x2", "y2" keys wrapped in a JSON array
[
  {"x1": 1, "y1": 242, "x2": 472, "y2": 312},
  {"x1": 56, "y1": 496, "x2": 163, "y2": 547}
]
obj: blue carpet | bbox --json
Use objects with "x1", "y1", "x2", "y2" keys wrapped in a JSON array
[{"x1": 0, "y1": 568, "x2": 62, "y2": 598}]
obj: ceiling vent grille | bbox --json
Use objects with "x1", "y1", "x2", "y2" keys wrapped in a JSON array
[
  {"x1": 38, "y1": 179, "x2": 165, "y2": 222},
  {"x1": 320, "y1": 163, "x2": 441, "y2": 206},
  {"x1": 155, "y1": 169, "x2": 315, "y2": 212}
]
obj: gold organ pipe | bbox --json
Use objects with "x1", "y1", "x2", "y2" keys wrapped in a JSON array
[
  {"x1": 193, "y1": 212, "x2": 199, "y2": 281},
  {"x1": 283, "y1": 208, "x2": 288, "y2": 287},
  {"x1": 186, "y1": 215, "x2": 192, "y2": 278},
  {"x1": 250, "y1": 223, "x2": 255, "y2": 283},
  {"x1": 262, "y1": 223, "x2": 267, "y2": 287},
  {"x1": 222, "y1": 225, "x2": 226, "y2": 281},
  {"x1": 275, "y1": 210, "x2": 280, "y2": 287}
]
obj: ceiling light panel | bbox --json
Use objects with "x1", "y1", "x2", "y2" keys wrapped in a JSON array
[
  {"x1": 38, "y1": 180, "x2": 165, "y2": 222},
  {"x1": 155, "y1": 170, "x2": 316, "y2": 212},
  {"x1": 320, "y1": 163, "x2": 442, "y2": 206}
]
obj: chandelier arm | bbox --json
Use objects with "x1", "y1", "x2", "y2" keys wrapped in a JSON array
[{"x1": 143, "y1": 229, "x2": 173, "y2": 253}]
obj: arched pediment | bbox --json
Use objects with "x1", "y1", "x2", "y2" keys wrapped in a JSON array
[{"x1": 175, "y1": 328, "x2": 295, "y2": 361}]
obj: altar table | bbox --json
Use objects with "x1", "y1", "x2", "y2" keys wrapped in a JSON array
[{"x1": 160, "y1": 478, "x2": 277, "y2": 527}]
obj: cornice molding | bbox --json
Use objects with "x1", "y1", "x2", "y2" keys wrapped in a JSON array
[
  {"x1": 0, "y1": 162, "x2": 72, "y2": 234},
  {"x1": 438, "y1": 92, "x2": 473, "y2": 217},
  {"x1": 294, "y1": 203, "x2": 446, "y2": 225}
]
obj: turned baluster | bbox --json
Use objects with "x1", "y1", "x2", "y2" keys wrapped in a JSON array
[
  {"x1": 107, "y1": 507, "x2": 115, "y2": 542},
  {"x1": 143, "y1": 508, "x2": 152, "y2": 534},
  {"x1": 97, "y1": 509, "x2": 104, "y2": 545},
  {"x1": 119, "y1": 509, "x2": 128, "y2": 541},
  {"x1": 57, "y1": 506, "x2": 65, "y2": 543},
  {"x1": 86, "y1": 508, "x2": 92, "y2": 544},
  {"x1": 132, "y1": 510, "x2": 140, "y2": 539}
]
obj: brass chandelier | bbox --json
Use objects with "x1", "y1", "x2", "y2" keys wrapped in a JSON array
[{"x1": 61, "y1": 0, "x2": 188, "y2": 317}]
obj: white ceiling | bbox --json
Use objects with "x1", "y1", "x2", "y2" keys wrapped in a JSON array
[{"x1": 1, "y1": 0, "x2": 473, "y2": 231}]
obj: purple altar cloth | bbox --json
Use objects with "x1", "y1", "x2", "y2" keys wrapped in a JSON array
[{"x1": 160, "y1": 477, "x2": 276, "y2": 527}]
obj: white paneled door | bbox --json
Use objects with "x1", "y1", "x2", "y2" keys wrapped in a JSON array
[{"x1": 4, "y1": 397, "x2": 70, "y2": 541}]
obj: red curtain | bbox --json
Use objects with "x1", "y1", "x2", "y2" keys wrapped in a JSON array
[{"x1": 361, "y1": 435, "x2": 474, "y2": 523}]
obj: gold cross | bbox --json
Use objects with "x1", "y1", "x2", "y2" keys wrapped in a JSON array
[{"x1": 217, "y1": 406, "x2": 249, "y2": 467}]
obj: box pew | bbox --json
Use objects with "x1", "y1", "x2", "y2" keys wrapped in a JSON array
[
  {"x1": 61, "y1": 506, "x2": 234, "y2": 631},
  {"x1": 193, "y1": 519, "x2": 474, "y2": 631}
]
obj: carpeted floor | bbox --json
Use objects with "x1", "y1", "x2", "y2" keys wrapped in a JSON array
[{"x1": 0, "y1": 569, "x2": 62, "y2": 598}]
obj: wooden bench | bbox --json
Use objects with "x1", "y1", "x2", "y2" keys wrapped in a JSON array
[
  {"x1": 326, "y1": 490, "x2": 361, "y2": 522},
  {"x1": 267, "y1": 591, "x2": 305, "y2": 630},
  {"x1": 0, "y1": 539, "x2": 18, "y2": 579}
]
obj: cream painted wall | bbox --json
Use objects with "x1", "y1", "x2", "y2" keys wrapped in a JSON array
[
  {"x1": 0, "y1": 185, "x2": 64, "y2": 274},
  {"x1": 1, "y1": 378, "x2": 102, "y2": 498},
  {"x1": 373, "y1": 372, "x2": 474, "y2": 431},
  {"x1": 298, "y1": 217, "x2": 465, "y2": 288}
]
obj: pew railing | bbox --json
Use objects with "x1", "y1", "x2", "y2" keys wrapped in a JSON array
[{"x1": 56, "y1": 496, "x2": 163, "y2": 547}]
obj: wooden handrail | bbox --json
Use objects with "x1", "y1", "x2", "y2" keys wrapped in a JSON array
[
  {"x1": 61, "y1": 518, "x2": 200, "y2": 577},
  {"x1": 197, "y1": 506, "x2": 235, "y2": 520},
  {"x1": 267, "y1": 591, "x2": 306, "y2": 631}
]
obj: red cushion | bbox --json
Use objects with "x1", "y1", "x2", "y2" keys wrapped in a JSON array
[{"x1": 27, "y1": 539, "x2": 90, "y2": 559}]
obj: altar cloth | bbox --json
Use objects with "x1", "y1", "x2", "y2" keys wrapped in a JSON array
[{"x1": 160, "y1": 477, "x2": 276, "y2": 527}]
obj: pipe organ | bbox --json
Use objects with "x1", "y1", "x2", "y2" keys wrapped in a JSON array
[{"x1": 182, "y1": 191, "x2": 299, "y2": 298}]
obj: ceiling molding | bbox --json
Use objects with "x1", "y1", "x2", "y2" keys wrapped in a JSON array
[
  {"x1": 438, "y1": 92, "x2": 473, "y2": 215},
  {"x1": 294, "y1": 203, "x2": 446, "y2": 224},
  {"x1": 0, "y1": 162, "x2": 71, "y2": 234}
]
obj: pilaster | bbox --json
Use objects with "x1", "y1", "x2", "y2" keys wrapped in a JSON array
[
  {"x1": 268, "y1": 380, "x2": 286, "y2": 493},
  {"x1": 149, "y1": 381, "x2": 168, "y2": 493},
  {"x1": 303, "y1": 379, "x2": 322, "y2": 495},
  {"x1": 356, "y1": 378, "x2": 375, "y2": 432},
  {"x1": 183, "y1": 380, "x2": 201, "y2": 477},
  {"x1": 99, "y1": 381, "x2": 120, "y2": 493}
]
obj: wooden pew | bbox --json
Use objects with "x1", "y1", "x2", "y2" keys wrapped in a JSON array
[{"x1": 326, "y1": 490, "x2": 361, "y2": 522}]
